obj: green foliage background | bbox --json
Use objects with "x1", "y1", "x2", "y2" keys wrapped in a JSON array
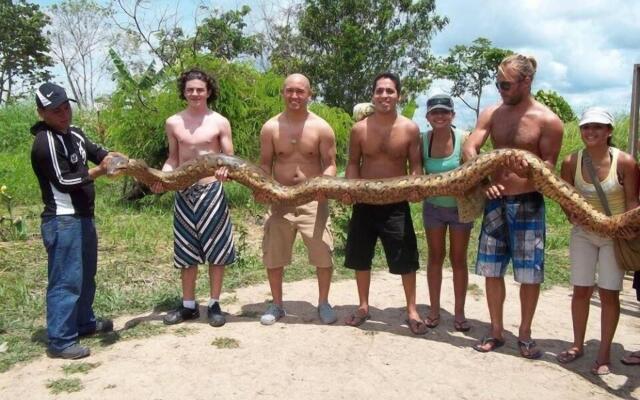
[
  {"x1": 101, "y1": 55, "x2": 353, "y2": 167},
  {"x1": 534, "y1": 89, "x2": 576, "y2": 123}
]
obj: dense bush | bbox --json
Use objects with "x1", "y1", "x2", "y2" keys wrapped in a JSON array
[{"x1": 534, "y1": 89, "x2": 576, "y2": 123}]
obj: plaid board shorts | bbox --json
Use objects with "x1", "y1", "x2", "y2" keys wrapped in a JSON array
[{"x1": 475, "y1": 192, "x2": 545, "y2": 284}]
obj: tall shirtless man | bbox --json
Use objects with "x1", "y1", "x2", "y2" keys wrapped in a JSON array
[
  {"x1": 258, "y1": 73, "x2": 338, "y2": 325},
  {"x1": 152, "y1": 69, "x2": 236, "y2": 327},
  {"x1": 463, "y1": 54, "x2": 563, "y2": 358},
  {"x1": 343, "y1": 72, "x2": 426, "y2": 335}
]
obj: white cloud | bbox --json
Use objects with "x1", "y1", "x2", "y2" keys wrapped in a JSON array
[{"x1": 429, "y1": 0, "x2": 640, "y2": 128}]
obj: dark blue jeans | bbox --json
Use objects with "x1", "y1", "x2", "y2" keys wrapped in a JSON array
[{"x1": 41, "y1": 215, "x2": 98, "y2": 352}]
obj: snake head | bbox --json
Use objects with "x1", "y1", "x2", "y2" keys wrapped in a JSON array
[
  {"x1": 352, "y1": 103, "x2": 375, "y2": 122},
  {"x1": 105, "y1": 155, "x2": 131, "y2": 177}
]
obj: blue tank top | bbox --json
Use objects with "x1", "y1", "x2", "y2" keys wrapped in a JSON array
[{"x1": 421, "y1": 127, "x2": 466, "y2": 208}]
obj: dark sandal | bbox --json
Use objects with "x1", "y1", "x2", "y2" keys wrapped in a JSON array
[
  {"x1": 518, "y1": 339, "x2": 543, "y2": 359},
  {"x1": 621, "y1": 351, "x2": 640, "y2": 366},
  {"x1": 591, "y1": 361, "x2": 611, "y2": 375},
  {"x1": 473, "y1": 336, "x2": 505, "y2": 353},
  {"x1": 406, "y1": 318, "x2": 428, "y2": 335},
  {"x1": 453, "y1": 319, "x2": 470, "y2": 332},
  {"x1": 556, "y1": 348, "x2": 583, "y2": 364},
  {"x1": 425, "y1": 315, "x2": 440, "y2": 328},
  {"x1": 344, "y1": 310, "x2": 370, "y2": 327}
]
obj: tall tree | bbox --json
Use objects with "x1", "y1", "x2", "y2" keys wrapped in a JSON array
[
  {"x1": 48, "y1": 0, "x2": 115, "y2": 108},
  {"x1": 435, "y1": 37, "x2": 512, "y2": 118},
  {"x1": 194, "y1": 5, "x2": 262, "y2": 61},
  {"x1": 112, "y1": 0, "x2": 185, "y2": 68},
  {"x1": 0, "y1": 0, "x2": 52, "y2": 105},
  {"x1": 269, "y1": 0, "x2": 448, "y2": 112}
]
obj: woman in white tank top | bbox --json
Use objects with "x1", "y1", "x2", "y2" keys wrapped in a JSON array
[{"x1": 557, "y1": 107, "x2": 639, "y2": 375}]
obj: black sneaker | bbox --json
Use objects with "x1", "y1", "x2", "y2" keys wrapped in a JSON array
[
  {"x1": 79, "y1": 319, "x2": 114, "y2": 337},
  {"x1": 163, "y1": 304, "x2": 200, "y2": 325},
  {"x1": 207, "y1": 302, "x2": 226, "y2": 327},
  {"x1": 46, "y1": 344, "x2": 90, "y2": 360}
]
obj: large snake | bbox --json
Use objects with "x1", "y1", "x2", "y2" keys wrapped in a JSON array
[{"x1": 106, "y1": 149, "x2": 640, "y2": 238}]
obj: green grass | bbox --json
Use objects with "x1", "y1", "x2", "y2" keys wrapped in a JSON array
[
  {"x1": 173, "y1": 326, "x2": 198, "y2": 337},
  {"x1": 46, "y1": 377, "x2": 83, "y2": 394},
  {"x1": 62, "y1": 362, "x2": 101, "y2": 375},
  {"x1": 211, "y1": 337, "x2": 240, "y2": 349}
]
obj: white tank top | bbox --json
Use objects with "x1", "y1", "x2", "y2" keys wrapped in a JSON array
[{"x1": 574, "y1": 148, "x2": 626, "y2": 215}]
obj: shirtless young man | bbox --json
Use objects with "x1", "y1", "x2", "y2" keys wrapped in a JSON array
[
  {"x1": 258, "y1": 73, "x2": 338, "y2": 325},
  {"x1": 151, "y1": 69, "x2": 236, "y2": 327},
  {"x1": 343, "y1": 72, "x2": 426, "y2": 335},
  {"x1": 462, "y1": 54, "x2": 563, "y2": 357}
]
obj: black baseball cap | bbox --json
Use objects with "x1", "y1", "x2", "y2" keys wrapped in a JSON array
[
  {"x1": 426, "y1": 94, "x2": 454, "y2": 113},
  {"x1": 35, "y1": 82, "x2": 76, "y2": 110}
]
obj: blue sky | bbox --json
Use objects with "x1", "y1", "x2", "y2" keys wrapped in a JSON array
[{"x1": 34, "y1": 0, "x2": 640, "y2": 129}]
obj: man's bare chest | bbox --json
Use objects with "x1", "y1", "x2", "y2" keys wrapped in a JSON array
[
  {"x1": 491, "y1": 117, "x2": 541, "y2": 150},
  {"x1": 175, "y1": 124, "x2": 220, "y2": 146},
  {"x1": 362, "y1": 130, "x2": 408, "y2": 156}
]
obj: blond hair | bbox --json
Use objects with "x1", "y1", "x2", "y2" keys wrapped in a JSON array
[{"x1": 499, "y1": 54, "x2": 537, "y2": 80}]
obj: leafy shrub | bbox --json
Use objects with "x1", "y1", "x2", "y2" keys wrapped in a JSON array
[
  {"x1": 534, "y1": 90, "x2": 576, "y2": 123},
  {"x1": 101, "y1": 53, "x2": 355, "y2": 169}
]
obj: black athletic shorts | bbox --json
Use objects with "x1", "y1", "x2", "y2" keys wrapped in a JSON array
[{"x1": 344, "y1": 202, "x2": 420, "y2": 275}]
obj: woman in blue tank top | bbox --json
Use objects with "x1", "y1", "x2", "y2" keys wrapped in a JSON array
[{"x1": 421, "y1": 94, "x2": 473, "y2": 331}]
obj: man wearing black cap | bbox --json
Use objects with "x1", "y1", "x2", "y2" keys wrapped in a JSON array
[{"x1": 31, "y1": 82, "x2": 118, "y2": 359}]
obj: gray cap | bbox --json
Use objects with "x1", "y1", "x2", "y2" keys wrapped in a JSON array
[{"x1": 427, "y1": 94, "x2": 454, "y2": 113}]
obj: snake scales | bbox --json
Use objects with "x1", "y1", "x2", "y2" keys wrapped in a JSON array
[{"x1": 106, "y1": 149, "x2": 640, "y2": 238}]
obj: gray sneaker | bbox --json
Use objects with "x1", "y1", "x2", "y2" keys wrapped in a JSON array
[
  {"x1": 46, "y1": 344, "x2": 90, "y2": 360},
  {"x1": 260, "y1": 304, "x2": 285, "y2": 325},
  {"x1": 318, "y1": 303, "x2": 337, "y2": 324}
]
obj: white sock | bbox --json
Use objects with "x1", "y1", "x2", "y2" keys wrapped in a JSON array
[
  {"x1": 183, "y1": 300, "x2": 196, "y2": 309},
  {"x1": 208, "y1": 298, "x2": 219, "y2": 307}
]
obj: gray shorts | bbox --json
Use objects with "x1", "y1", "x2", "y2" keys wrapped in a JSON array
[{"x1": 422, "y1": 200, "x2": 473, "y2": 230}]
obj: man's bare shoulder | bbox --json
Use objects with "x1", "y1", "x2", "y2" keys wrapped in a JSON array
[
  {"x1": 351, "y1": 118, "x2": 368, "y2": 134},
  {"x1": 166, "y1": 112, "x2": 184, "y2": 126},
  {"x1": 206, "y1": 110, "x2": 230, "y2": 124},
  {"x1": 261, "y1": 113, "x2": 282, "y2": 133},
  {"x1": 532, "y1": 99, "x2": 563, "y2": 124},
  {"x1": 397, "y1": 114, "x2": 419, "y2": 128},
  {"x1": 482, "y1": 103, "x2": 504, "y2": 119},
  {"x1": 307, "y1": 111, "x2": 334, "y2": 131}
]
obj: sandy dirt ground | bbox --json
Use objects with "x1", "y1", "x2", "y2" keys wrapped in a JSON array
[{"x1": 1, "y1": 270, "x2": 639, "y2": 400}]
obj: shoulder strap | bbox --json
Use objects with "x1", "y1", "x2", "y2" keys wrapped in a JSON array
[
  {"x1": 427, "y1": 128, "x2": 456, "y2": 158},
  {"x1": 583, "y1": 150, "x2": 612, "y2": 216}
]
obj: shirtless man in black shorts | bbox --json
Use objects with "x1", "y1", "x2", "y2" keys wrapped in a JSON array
[{"x1": 343, "y1": 72, "x2": 426, "y2": 335}]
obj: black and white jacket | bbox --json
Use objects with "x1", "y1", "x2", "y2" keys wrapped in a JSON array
[{"x1": 30, "y1": 121, "x2": 109, "y2": 218}]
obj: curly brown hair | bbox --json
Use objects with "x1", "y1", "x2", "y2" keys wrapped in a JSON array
[{"x1": 178, "y1": 68, "x2": 219, "y2": 105}]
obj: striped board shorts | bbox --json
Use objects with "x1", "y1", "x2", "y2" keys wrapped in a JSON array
[
  {"x1": 475, "y1": 192, "x2": 545, "y2": 284},
  {"x1": 173, "y1": 181, "x2": 236, "y2": 268}
]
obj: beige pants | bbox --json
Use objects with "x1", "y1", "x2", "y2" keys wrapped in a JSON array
[{"x1": 262, "y1": 201, "x2": 333, "y2": 269}]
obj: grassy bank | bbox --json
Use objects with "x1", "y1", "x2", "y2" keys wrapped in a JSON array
[{"x1": 0, "y1": 106, "x2": 634, "y2": 371}]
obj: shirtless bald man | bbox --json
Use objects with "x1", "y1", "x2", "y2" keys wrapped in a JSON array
[
  {"x1": 152, "y1": 69, "x2": 236, "y2": 328},
  {"x1": 343, "y1": 72, "x2": 426, "y2": 335},
  {"x1": 258, "y1": 73, "x2": 338, "y2": 325},
  {"x1": 463, "y1": 54, "x2": 563, "y2": 358}
]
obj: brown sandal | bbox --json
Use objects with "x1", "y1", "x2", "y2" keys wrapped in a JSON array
[
  {"x1": 406, "y1": 318, "x2": 428, "y2": 335},
  {"x1": 425, "y1": 315, "x2": 440, "y2": 328},
  {"x1": 453, "y1": 319, "x2": 470, "y2": 332}
]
